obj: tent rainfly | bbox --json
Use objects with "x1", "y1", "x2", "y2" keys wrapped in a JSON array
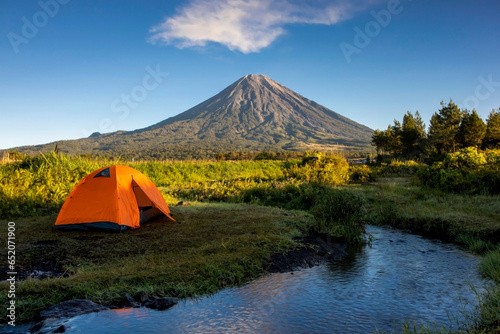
[{"x1": 54, "y1": 165, "x2": 174, "y2": 231}]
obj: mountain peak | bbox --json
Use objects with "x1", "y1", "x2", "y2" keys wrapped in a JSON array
[
  {"x1": 242, "y1": 73, "x2": 271, "y2": 81},
  {"x1": 147, "y1": 74, "x2": 373, "y2": 151},
  {"x1": 236, "y1": 74, "x2": 274, "y2": 87},
  {"x1": 244, "y1": 73, "x2": 263, "y2": 78},
  {"x1": 11, "y1": 75, "x2": 374, "y2": 158},
  {"x1": 239, "y1": 74, "x2": 279, "y2": 87},
  {"x1": 228, "y1": 73, "x2": 287, "y2": 98}
]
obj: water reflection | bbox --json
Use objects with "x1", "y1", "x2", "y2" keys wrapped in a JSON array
[{"x1": 62, "y1": 226, "x2": 487, "y2": 333}]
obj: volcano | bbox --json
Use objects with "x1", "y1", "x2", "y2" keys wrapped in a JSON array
[{"x1": 10, "y1": 74, "x2": 373, "y2": 159}]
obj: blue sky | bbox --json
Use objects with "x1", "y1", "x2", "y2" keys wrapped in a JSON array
[{"x1": 1, "y1": 0, "x2": 499, "y2": 150}]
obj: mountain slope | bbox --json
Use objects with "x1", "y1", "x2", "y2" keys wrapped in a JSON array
[{"x1": 10, "y1": 74, "x2": 373, "y2": 159}]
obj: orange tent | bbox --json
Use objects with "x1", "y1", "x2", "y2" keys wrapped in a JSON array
[{"x1": 55, "y1": 165, "x2": 174, "y2": 231}]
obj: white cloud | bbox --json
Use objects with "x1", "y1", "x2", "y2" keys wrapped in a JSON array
[{"x1": 149, "y1": 0, "x2": 379, "y2": 54}]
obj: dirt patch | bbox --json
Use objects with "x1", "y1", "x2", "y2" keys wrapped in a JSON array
[
  {"x1": 266, "y1": 234, "x2": 348, "y2": 273},
  {"x1": 1, "y1": 261, "x2": 70, "y2": 281},
  {"x1": 0, "y1": 240, "x2": 71, "y2": 281}
]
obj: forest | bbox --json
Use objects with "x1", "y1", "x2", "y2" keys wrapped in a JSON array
[{"x1": 371, "y1": 101, "x2": 500, "y2": 160}]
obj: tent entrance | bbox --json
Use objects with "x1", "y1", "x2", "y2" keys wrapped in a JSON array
[{"x1": 132, "y1": 180, "x2": 165, "y2": 224}]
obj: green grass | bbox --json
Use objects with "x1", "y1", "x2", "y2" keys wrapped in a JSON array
[
  {"x1": 2, "y1": 154, "x2": 500, "y2": 332},
  {"x1": 358, "y1": 177, "x2": 500, "y2": 243},
  {"x1": 0, "y1": 152, "x2": 351, "y2": 219},
  {"x1": 0, "y1": 202, "x2": 310, "y2": 322}
]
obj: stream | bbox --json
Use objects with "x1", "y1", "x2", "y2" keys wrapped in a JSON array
[{"x1": 15, "y1": 226, "x2": 492, "y2": 333}]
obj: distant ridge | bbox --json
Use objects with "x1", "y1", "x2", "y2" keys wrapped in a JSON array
[{"x1": 8, "y1": 74, "x2": 373, "y2": 159}]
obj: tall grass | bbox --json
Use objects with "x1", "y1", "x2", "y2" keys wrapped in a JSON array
[
  {"x1": 311, "y1": 188, "x2": 367, "y2": 243},
  {"x1": 0, "y1": 152, "x2": 352, "y2": 219},
  {"x1": 0, "y1": 152, "x2": 365, "y2": 244},
  {"x1": 0, "y1": 153, "x2": 106, "y2": 218}
]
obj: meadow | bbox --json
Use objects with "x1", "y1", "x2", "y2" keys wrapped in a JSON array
[{"x1": 1, "y1": 151, "x2": 500, "y2": 333}]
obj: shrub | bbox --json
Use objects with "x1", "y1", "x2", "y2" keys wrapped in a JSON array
[
  {"x1": 310, "y1": 188, "x2": 367, "y2": 243},
  {"x1": 241, "y1": 182, "x2": 326, "y2": 211},
  {"x1": 349, "y1": 165, "x2": 374, "y2": 183},
  {"x1": 286, "y1": 152, "x2": 350, "y2": 186},
  {"x1": 418, "y1": 147, "x2": 500, "y2": 194},
  {"x1": 486, "y1": 150, "x2": 500, "y2": 165},
  {"x1": 372, "y1": 160, "x2": 423, "y2": 178},
  {"x1": 442, "y1": 147, "x2": 486, "y2": 169},
  {"x1": 253, "y1": 151, "x2": 277, "y2": 160}
]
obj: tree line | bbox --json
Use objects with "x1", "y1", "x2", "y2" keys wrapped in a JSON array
[{"x1": 371, "y1": 100, "x2": 500, "y2": 161}]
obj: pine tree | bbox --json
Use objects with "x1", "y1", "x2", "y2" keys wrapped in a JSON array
[
  {"x1": 389, "y1": 120, "x2": 404, "y2": 156},
  {"x1": 401, "y1": 111, "x2": 426, "y2": 158},
  {"x1": 371, "y1": 123, "x2": 402, "y2": 157},
  {"x1": 483, "y1": 108, "x2": 500, "y2": 149},
  {"x1": 428, "y1": 100, "x2": 464, "y2": 154},
  {"x1": 457, "y1": 110, "x2": 486, "y2": 148},
  {"x1": 371, "y1": 129, "x2": 387, "y2": 155}
]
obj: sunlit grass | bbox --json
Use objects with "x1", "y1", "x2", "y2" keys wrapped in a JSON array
[
  {"x1": 357, "y1": 178, "x2": 500, "y2": 243},
  {"x1": 0, "y1": 203, "x2": 309, "y2": 322}
]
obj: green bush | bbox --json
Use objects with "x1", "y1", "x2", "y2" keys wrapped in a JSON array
[
  {"x1": 240, "y1": 182, "x2": 325, "y2": 211},
  {"x1": 286, "y1": 152, "x2": 350, "y2": 186},
  {"x1": 310, "y1": 188, "x2": 367, "y2": 243},
  {"x1": 372, "y1": 160, "x2": 423, "y2": 178},
  {"x1": 253, "y1": 151, "x2": 277, "y2": 160},
  {"x1": 442, "y1": 147, "x2": 486, "y2": 169},
  {"x1": 418, "y1": 148, "x2": 500, "y2": 194},
  {"x1": 349, "y1": 165, "x2": 374, "y2": 183},
  {"x1": 486, "y1": 150, "x2": 500, "y2": 165}
]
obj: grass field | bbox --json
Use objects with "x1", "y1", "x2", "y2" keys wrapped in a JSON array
[
  {"x1": 1, "y1": 203, "x2": 311, "y2": 322},
  {"x1": 1, "y1": 153, "x2": 500, "y2": 332},
  {"x1": 361, "y1": 177, "x2": 500, "y2": 246}
]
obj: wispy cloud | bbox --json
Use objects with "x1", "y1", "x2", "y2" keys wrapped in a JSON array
[{"x1": 149, "y1": 0, "x2": 380, "y2": 54}]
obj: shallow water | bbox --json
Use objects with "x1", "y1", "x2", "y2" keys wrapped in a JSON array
[{"x1": 32, "y1": 226, "x2": 492, "y2": 333}]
